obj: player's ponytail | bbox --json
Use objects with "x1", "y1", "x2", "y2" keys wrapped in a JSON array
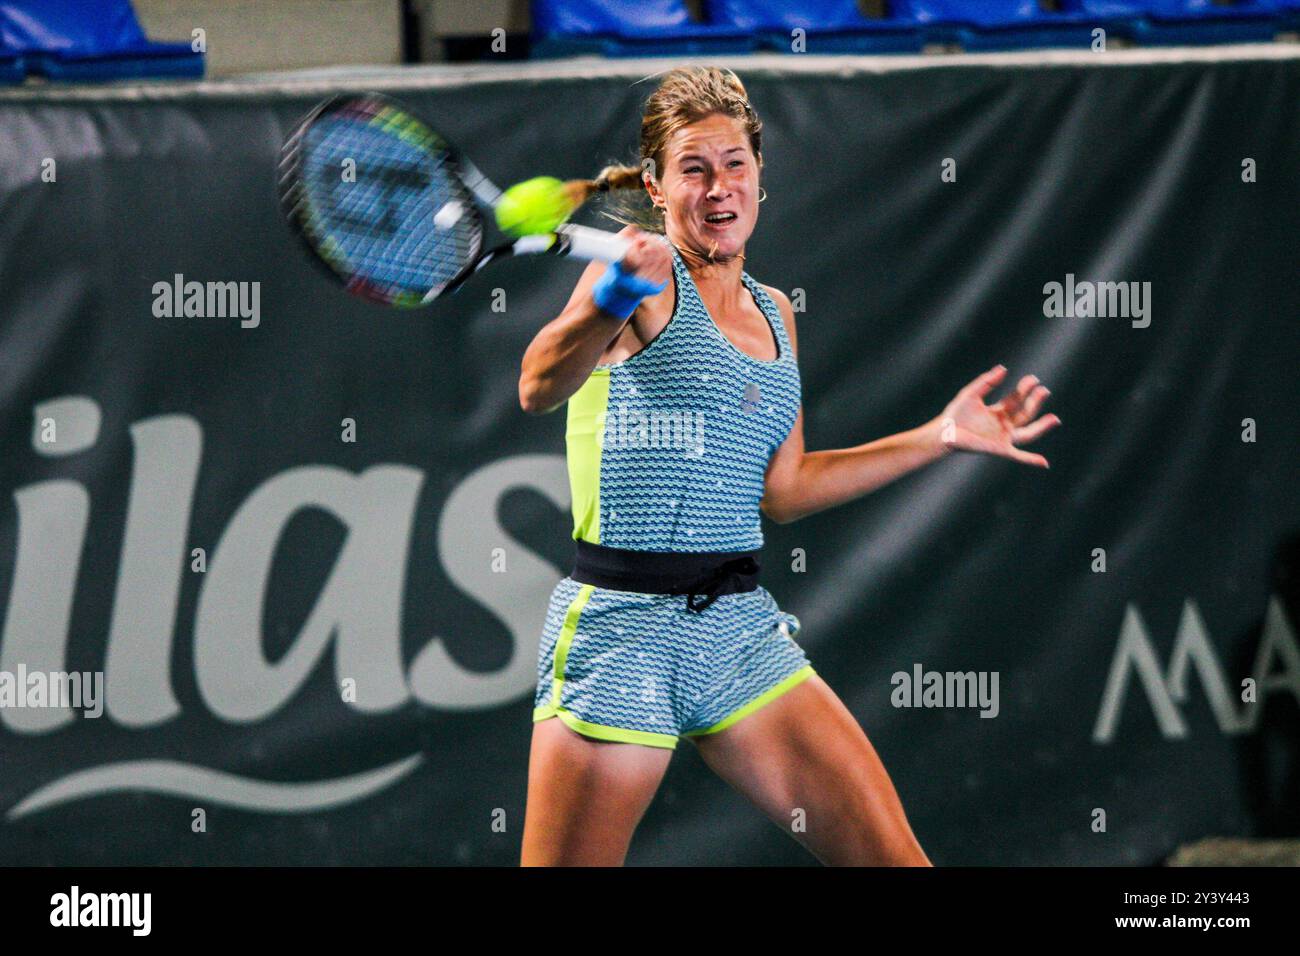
[{"x1": 593, "y1": 164, "x2": 648, "y2": 192}]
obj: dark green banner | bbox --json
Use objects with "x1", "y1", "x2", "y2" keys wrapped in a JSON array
[{"x1": 0, "y1": 54, "x2": 1297, "y2": 864}]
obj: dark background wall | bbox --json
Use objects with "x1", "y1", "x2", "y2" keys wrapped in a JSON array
[{"x1": 0, "y1": 56, "x2": 1297, "y2": 864}]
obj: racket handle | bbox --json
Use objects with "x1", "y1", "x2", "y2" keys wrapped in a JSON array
[{"x1": 555, "y1": 224, "x2": 631, "y2": 263}]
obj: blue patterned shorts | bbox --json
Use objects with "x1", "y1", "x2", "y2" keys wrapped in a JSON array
[{"x1": 532, "y1": 577, "x2": 815, "y2": 750}]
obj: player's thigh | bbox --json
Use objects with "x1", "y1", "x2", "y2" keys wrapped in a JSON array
[
  {"x1": 521, "y1": 717, "x2": 674, "y2": 866},
  {"x1": 689, "y1": 674, "x2": 930, "y2": 866}
]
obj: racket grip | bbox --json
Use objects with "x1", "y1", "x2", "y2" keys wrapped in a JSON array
[{"x1": 555, "y1": 224, "x2": 631, "y2": 263}]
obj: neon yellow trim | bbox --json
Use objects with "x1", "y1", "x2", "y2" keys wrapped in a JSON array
[
  {"x1": 533, "y1": 581, "x2": 678, "y2": 750},
  {"x1": 549, "y1": 584, "x2": 595, "y2": 707},
  {"x1": 683, "y1": 665, "x2": 817, "y2": 737},
  {"x1": 565, "y1": 369, "x2": 610, "y2": 544},
  {"x1": 534, "y1": 705, "x2": 679, "y2": 750}
]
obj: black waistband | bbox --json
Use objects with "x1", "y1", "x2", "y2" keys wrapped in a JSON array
[{"x1": 570, "y1": 540, "x2": 761, "y2": 613}]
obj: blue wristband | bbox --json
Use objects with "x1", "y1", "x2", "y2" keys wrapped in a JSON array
[{"x1": 591, "y1": 259, "x2": 668, "y2": 320}]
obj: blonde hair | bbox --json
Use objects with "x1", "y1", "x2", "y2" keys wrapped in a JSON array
[{"x1": 558, "y1": 66, "x2": 764, "y2": 234}]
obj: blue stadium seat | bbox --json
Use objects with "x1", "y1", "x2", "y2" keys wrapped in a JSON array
[
  {"x1": 704, "y1": 0, "x2": 924, "y2": 53},
  {"x1": 0, "y1": 30, "x2": 23, "y2": 83},
  {"x1": 1110, "y1": 0, "x2": 1283, "y2": 45},
  {"x1": 531, "y1": 0, "x2": 758, "y2": 58},
  {"x1": 0, "y1": 0, "x2": 203, "y2": 81},
  {"x1": 1155, "y1": 1, "x2": 1282, "y2": 45},
  {"x1": 1054, "y1": 2, "x2": 1147, "y2": 42},
  {"x1": 894, "y1": 1, "x2": 1099, "y2": 50}
]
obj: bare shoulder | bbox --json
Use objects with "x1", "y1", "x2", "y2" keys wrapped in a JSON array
[{"x1": 760, "y1": 283, "x2": 798, "y2": 356}]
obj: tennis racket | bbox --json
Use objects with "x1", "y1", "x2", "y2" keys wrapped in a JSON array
[{"x1": 278, "y1": 93, "x2": 631, "y2": 307}]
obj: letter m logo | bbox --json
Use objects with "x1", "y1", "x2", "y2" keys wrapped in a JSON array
[{"x1": 1093, "y1": 599, "x2": 1247, "y2": 743}]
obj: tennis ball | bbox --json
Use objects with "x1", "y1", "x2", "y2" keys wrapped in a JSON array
[{"x1": 494, "y1": 176, "x2": 574, "y2": 237}]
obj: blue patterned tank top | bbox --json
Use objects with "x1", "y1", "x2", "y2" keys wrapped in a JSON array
[{"x1": 564, "y1": 244, "x2": 802, "y2": 552}]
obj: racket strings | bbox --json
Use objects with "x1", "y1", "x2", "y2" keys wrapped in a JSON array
[{"x1": 295, "y1": 107, "x2": 481, "y2": 303}]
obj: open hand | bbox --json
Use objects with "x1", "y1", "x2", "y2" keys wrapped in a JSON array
[{"x1": 938, "y1": 365, "x2": 1061, "y2": 468}]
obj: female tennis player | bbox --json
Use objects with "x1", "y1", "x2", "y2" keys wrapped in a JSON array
[{"x1": 517, "y1": 67, "x2": 1060, "y2": 866}]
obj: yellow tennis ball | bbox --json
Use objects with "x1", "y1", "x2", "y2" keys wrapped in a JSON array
[{"x1": 494, "y1": 176, "x2": 574, "y2": 237}]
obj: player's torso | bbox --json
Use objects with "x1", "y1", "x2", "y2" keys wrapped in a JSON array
[{"x1": 566, "y1": 246, "x2": 801, "y2": 553}]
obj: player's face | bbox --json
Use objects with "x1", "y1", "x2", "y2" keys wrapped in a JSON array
[{"x1": 656, "y1": 114, "x2": 760, "y2": 261}]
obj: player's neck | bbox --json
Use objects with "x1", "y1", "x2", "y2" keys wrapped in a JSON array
[{"x1": 671, "y1": 238, "x2": 746, "y2": 288}]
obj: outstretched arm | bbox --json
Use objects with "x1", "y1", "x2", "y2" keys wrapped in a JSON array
[{"x1": 758, "y1": 288, "x2": 1061, "y2": 525}]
